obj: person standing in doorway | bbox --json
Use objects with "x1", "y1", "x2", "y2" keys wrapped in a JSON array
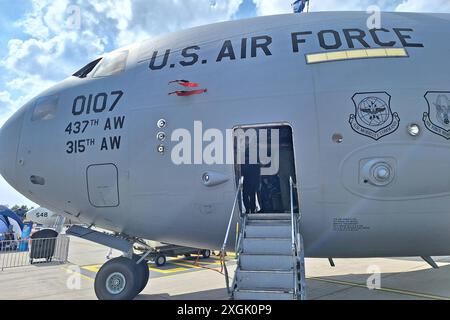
[
  {"x1": 242, "y1": 163, "x2": 261, "y2": 213},
  {"x1": 241, "y1": 136, "x2": 261, "y2": 214}
]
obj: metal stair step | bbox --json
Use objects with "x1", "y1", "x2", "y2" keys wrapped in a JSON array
[
  {"x1": 242, "y1": 238, "x2": 292, "y2": 255},
  {"x1": 245, "y1": 225, "x2": 291, "y2": 238},
  {"x1": 247, "y1": 220, "x2": 291, "y2": 227},
  {"x1": 236, "y1": 270, "x2": 294, "y2": 290},
  {"x1": 234, "y1": 289, "x2": 294, "y2": 300},
  {"x1": 247, "y1": 214, "x2": 291, "y2": 221},
  {"x1": 240, "y1": 254, "x2": 293, "y2": 271}
]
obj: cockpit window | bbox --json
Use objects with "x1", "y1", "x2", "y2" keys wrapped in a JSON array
[
  {"x1": 72, "y1": 58, "x2": 102, "y2": 78},
  {"x1": 31, "y1": 95, "x2": 59, "y2": 121},
  {"x1": 93, "y1": 51, "x2": 129, "y2": 78}
]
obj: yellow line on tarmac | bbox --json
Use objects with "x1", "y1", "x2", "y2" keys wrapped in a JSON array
[
  {"x1": 149, "y1": 266, "x2": 189, "y2": 274},
  {"x1": 171, "y1": 261, "x2": 226, "y2": 274},
  {"x1": 82, "y1": 265, "x2": 101, "y2": 273},
  {"x1": 310, "y1": 277, "x2": 450, "y2": 301},
  {"x1": 63, "y1": 267, "x2": 94, "y2": 282},
  {"x1": 81, "y1": 264, "x2": 189, "y2": 275},
  {"x1": 171, "y1": 262, "x2": 204, "y2": 269},
  {"x1": 64, "y1": 265, "x2": 187, "y2": 281},
  {"x1": 194, "y1": 260, "x2": 223, "y2": 266},
  {"x1": 171, "y1": 260, "x2": 223, "y2": 266}
]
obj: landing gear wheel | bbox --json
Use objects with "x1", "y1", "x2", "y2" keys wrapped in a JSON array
[
  {"x1": 155, "y1": 254, "x2": 166, "y2": 267},
  {"x1": 133, "y1": 255, "x2": 150, "y2": 293},
  {"x1": 202, "y1": 250, "x2": 211, "y2": 259},
  {"x1": 94, "y1": 257, "x2": 140, "y2": 300}
]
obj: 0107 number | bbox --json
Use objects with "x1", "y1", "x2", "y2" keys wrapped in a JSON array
[{"x1": 72, "y1": 91, "x2": 123, "y2": 116}]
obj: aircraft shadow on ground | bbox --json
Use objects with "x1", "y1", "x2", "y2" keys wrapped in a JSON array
[
  {"x1": 136, "y1": 288, "x2": 228, "y2": 300},
  {"x1": 307, "y1": 263, "x2": 450, "y2": 300},
  {"x1": 387, "y1": 256, "x2": 450, "y2": 263},
  {"x1": 134, "y1": 263, "x2": 450, "y2": 300}
]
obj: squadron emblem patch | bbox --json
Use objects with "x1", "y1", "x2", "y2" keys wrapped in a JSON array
[
  {"x1": 423, "y1": 91, "x2": 450, "y2": 140},
  {"x1": 349, "y1": 92, "x2": 400, "y2": 141}
]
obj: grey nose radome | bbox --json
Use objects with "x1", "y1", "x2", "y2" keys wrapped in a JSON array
[{"x1": 0, "y1": 107, "x2": 25, "y2": 184}]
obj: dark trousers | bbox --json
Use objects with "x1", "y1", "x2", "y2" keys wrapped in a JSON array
[
  {"x1": 243, "y1": 187, "x2": 258, "y2": 213},
  {"x1": 242, "y1": 164, "x2": 260, "y2": 213}
]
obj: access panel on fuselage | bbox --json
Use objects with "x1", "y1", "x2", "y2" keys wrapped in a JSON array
[{"x1": 86, "y1": 164, "x2": 120, "y2": 208}]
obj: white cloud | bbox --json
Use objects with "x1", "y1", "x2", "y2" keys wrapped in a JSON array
[
  {"x1": 112, "y1": 0, "x2": 243, "y2": 46},
  {"x1": 0, "y1": 0, "x2": 244, "y2": 124},
  {"x1": 0, "y1": 91, "x2": 13, "y2": 106},
  {"x1": 252, "y1": 0, "x2": 290, "y2": 15},
  {"x1": 0, "y1": 91, "x2": 16, "y2": 128},
  {"x1": 395, "y1": 0, "x2": 450, "y2": 12},
  {"x1": 2, "y1": 0, "x2": 244, "y2": 84}
]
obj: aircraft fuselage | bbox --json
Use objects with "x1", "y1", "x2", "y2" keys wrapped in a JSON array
[{"x1": 1, "y1": 12, "x2": 450, "y2": 258}]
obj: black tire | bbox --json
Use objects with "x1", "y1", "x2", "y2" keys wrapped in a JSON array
[
  {"x1": 132, "y1": 255, "x2": 150, "y2": 293},
  {"x1": 94, "y1": 257, "x2": 140, "y2": 300},
  {"x1": 155, "y1": 254, "x2": 166, "y2": 267},
  {"x1": 202, "y1": 250, "x2": 211, "y2": 259}
]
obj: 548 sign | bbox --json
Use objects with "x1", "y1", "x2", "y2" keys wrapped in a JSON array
[{"x1": 36, "y1": 212, "x2": 49, "y2": 218}]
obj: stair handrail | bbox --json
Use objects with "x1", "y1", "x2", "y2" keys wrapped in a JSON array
[
  {"x1": 221, "y1": 176, "x2": 244, "y2": 253},
  {"x1": 290, "y1": 176, "x2": 296, "y2": 250},
  {"x1": 229, "y1": 212, "x2": 247, "y2": 299},
  {"x1": 290, "y1": 176, "x2": 304, "y2": 299},
  {"x1": 289, "y1": 176, "x2": 297, "y2": 298},
  {"x1": 221, "y1": 176, "x2": 244, "y2": 295}
]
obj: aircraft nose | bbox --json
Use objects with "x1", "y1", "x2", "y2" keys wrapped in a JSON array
[{"x1": 0, "y1": 107, "x2": 25, "y2": 183}]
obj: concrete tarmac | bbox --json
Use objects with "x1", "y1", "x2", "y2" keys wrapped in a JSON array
[{"x1": 1, "y1": 236, "x2": 450, "y2": 300}]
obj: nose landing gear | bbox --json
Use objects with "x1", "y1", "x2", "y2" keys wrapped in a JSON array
[{"x1": 94, "y1": 256, "x2": 150, "y2": 300}]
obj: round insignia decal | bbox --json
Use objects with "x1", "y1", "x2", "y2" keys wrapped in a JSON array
[
  {"x1": 349, "y1": 92, "x2": 400, "y2": 141},
  {"x1": 423, "y1": 91, "x2": 450, "y2": 139},
  {"x1": 357, "y1": 97, "x2": 390, "y2": 127}
]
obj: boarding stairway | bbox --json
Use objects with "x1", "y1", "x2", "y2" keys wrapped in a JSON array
[{"x1": 221, "y1": 177, "x2": 306, "y2": 300}]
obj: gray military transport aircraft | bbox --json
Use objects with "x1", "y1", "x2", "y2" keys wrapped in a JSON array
[{"x1": 1, "y1": 11, "x2": 449, "y2": 300}]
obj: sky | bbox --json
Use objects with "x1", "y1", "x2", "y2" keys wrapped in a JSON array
[{"x1": 1, "y1": 0, "x2": 450, "y2": 207}]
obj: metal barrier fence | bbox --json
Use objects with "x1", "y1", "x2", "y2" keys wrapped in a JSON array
[{"x1": 0, "y1": 236, "x2": 70, "y2": 271}]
